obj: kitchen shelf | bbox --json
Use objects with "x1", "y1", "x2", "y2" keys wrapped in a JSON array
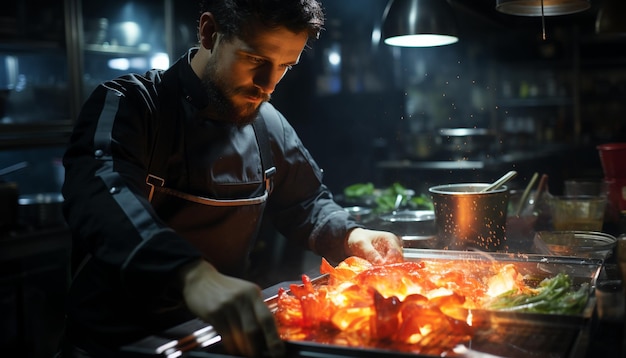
[
  {"x1": 496, "y1": 97, "x2": 572, "y2": 107},
  {"x1": 0, "y1": 123, "x2": 72, "y2": 149},
  {"x1": 84, "y1": 43, "x2": 153, "y2": 56},
  {"x1": 0, "y1": 40, "x2": 64, "y2": 52}
]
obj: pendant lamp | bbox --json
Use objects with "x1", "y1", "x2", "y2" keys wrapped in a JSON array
[
  {"x1": 382, "y1": 0, "x2": 458, "y2": 47},
  {"x1": 495, "y1": 0, "x2": 590, "y2": 16}
]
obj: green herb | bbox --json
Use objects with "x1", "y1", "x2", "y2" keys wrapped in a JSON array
[
  {"x1": 409, "y1": 193, "x2": 434, "y2": 211},
  {"x1": 343, "y1": 182, "x2": 375, "y2": 198},
  {"x1": 485, "y1": 273, "x2": 589, "y2": 315},
  {"x1": 343, "y1": 182, "x2": 434, "y2": 213}
]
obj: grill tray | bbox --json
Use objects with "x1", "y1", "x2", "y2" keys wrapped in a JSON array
[{"x1": 123, "y1": 249, "x2": 603, "y2": 358}]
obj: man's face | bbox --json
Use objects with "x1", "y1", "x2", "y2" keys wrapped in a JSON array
[{"x1": 201, "y1": 25, "x2": 308, "y2": 126}]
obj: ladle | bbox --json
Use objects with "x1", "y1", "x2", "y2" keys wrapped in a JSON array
[{"x1": 480, "y1": 170, "x2": 517, "y2": 193}]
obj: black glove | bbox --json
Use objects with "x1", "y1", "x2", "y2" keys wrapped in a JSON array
[{"x1": 180, "y1": 259, "x2": 285, "y2": 357}]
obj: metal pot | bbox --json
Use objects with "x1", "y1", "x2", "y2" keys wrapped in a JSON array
[{"x1": 18, "y1": 192, "x2": 65, "y2": 228}]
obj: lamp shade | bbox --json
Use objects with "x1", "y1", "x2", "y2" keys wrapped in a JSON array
[
  {"x1": 495, "y1": 0, "x2": 590, "y2": 16},
  {"x1": 382, "y1": 0, "x2": 458, "y2": 47}
]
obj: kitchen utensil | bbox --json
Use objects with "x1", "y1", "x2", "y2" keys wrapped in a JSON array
[
  {"x1": 393, "y1": 193, "x2": 403, "y2": 211},
  {"x1": 480, "y1": 170, "x2": 517, "y2": 193},
  {"x1": 516, "y1": 172, "x2": 539, "y2": 216},
  {"x1": 533, "y1": 174, "x2": 549, "y2": 203},
  {"x1": 0, "y1": 161, "x2": 28, "y2": 177},
  {"x1": 429, "y1": 183, "x2": 510, "y2": 251}
]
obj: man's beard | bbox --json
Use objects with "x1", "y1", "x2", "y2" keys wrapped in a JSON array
[{"x1": 201, "y1": 62, "x2": 271, "y2": 126}]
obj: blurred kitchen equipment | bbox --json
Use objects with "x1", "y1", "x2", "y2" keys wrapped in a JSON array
[
  {"x1": 534, "y1": 174, "x2": 550, "y2": 203},
  {"x1": 343, "y1": 206, "x2": 372, "y2": 223},
  {"x1": 596, "y1": 0, "x2": 626, "y2": 35},
  {"x1": 595, "y1": 279, "x2": 624, "y2": 322},
  {"x1": 564, "y1": 178, "x2": 608, "y2": 197},
  {"x1": 480, "y1": 170, "x2": 517, "y2": 193},
  {"x1": 84, "y1": 17, "x2": 109, "y2": 45},
  {"x1": 533, "y1": 231, "x2": 617, "y2": 260},
  {"x1": 436, "y1": 128, "x2": 495, "y2": 159},
  {"x1": 429, "y1": 183, "x2": 509, "y2": 251},
  {"x1": 549, "y1": 195, "x2": 607, "y2": 231},
  {"x1": 110, "y1": 21, "x2": 142, "y2": 47},
  {"x1": 0, "y1": 161, "x2": 28, "y2": 176},
  {"x1": 506, "y1": 189, "x2": 539, "y2": 253},
  {"x1": 515, "y1": 172, "x2": 539, "y2": 215},
  {"x1": 369, "y1": 210, "x2": 436, "y2": 248},
  {"x1": 597, "y1": 143, "x2": 626, "y2": 223},
  {"x1": 604, "y1": 179, "x2": 626, "y2": 219},
  {"x1": 563, "y1": 178, "x2": 612, "y2": 226},
  {"x1": 377, "y1": 210, "x2": 435, "y2": 234},
  {"x1": 496, "y1": 0, "x2": 590, "y2": 16},
  {"x1": 0, "y1": 161, "x2": 28, "y2": 233},
  {"x1": 18, "y1": 192, "x2": 65, "y2": 228},
  {"x1": 0, "y1": 181, "x2": 18, "y2": 232},
  {"x1": 597, "y1": 143, "x2": 626, "y2": 179}
]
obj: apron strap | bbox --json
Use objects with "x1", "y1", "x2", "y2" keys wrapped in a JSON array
[
  {"x1": 146, "y1": 65, "x2": 180, "y2": 201},
  {"x1": 254, "y1": 105, "x2": 277, "y2": 194},
  {"x1": 146, "y1": 64, "x2": 277, "y2": 200}
]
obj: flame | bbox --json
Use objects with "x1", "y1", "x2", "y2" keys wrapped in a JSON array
[{"x1": 275, "y1": 257, "x2": 529, "y2": 353}]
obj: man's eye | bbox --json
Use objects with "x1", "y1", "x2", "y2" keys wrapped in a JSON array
[{"x1": 248, "y1": 56, "x2": 265, "y2": 64}]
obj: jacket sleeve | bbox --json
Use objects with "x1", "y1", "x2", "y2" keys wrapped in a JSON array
[
  {"x1": 262, "y1": 104, "x2": 361, "y2": 264},
  {"x1": 62, "y1": 74, "x2": 201, "y2": 298}
]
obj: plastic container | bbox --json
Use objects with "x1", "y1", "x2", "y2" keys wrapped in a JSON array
[{"x1": 548, "y1": 195, "x2": 607, "y2": 231}]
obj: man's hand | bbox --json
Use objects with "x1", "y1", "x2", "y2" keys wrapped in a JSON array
[
  {"x1": 180, "y1": 260, "x2": 285, "y2": 358},
  {"x1": 345, "y1": 228, "x2": 404, "y2": 265}
]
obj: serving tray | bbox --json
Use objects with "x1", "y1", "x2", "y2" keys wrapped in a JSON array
[{"x1": 122, "y1": 249, "x2": 603, "y2": 357}]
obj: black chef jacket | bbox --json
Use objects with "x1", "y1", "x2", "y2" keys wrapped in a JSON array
[{"x1": 61, "y1": 48, "x2": 360, "y2": 354}]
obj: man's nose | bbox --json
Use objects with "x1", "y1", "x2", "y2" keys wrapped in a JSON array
[{"x1": 253, "y1": 65, "x2": 287, "y2": 94}]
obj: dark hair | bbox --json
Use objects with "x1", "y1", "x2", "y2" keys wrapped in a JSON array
[{"x1": 199, "y1": 0, "x2": 325, "y2": 42}]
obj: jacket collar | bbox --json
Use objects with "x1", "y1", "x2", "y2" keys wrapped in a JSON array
[{"x1": 175, "y1": 47, "x2": 209, "y2": 110}]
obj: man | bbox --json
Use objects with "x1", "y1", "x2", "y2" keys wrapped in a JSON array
[{"x1": 59, "y1": 0, "x2": 403, "y2": 357}]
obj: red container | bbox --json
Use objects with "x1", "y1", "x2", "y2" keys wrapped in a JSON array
[{"x1": 597, "y1": 143, "x2": 626, "y2": 179}]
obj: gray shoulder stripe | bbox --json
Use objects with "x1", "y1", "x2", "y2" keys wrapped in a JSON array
[
  {"x1": 97, "y1": 160, "x2": 165, "y2": 243},
  {"x1": 94, "y1": 91, "x2": 122, "y2": 159}
]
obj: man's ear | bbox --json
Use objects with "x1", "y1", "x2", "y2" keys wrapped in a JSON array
[{"x1": 198, "y1": 12, "x2": 218, "y2": 50}]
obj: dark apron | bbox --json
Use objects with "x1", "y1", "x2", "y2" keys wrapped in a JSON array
[{"x1": 147, "y1": 67, "x2": 276, "y2": 276}]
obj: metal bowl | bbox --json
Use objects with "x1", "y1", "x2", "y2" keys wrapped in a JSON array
[
  {"x1": 343, "y1": 206, "x2": 373, "y2": 223},
  {"x1": 533, "y1": 231, "x2": 617, "y2": 260},
  {"x1": 370, "y1": 210, "x2": 437, "y2": 248}
]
